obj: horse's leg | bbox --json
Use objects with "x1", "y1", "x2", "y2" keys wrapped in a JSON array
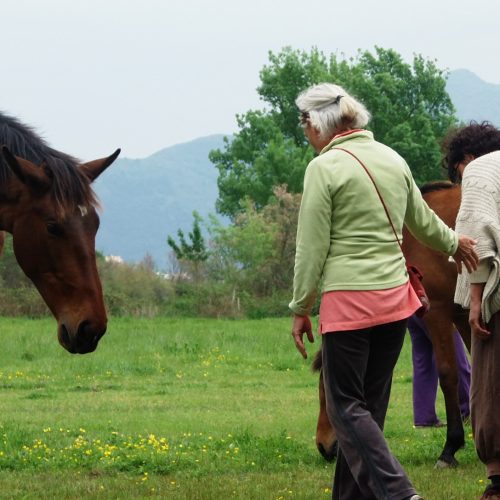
[
  {"x1": 453, "y1": 304, "x2": 471, "y2": 353},
  {"x1": 316, "y1": 369, "x2": 338, "y2": 462},
  {"x1": 425, "y1": 310, "x2": 464, "y2": 468}
]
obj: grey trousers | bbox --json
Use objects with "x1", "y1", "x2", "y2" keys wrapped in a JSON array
[
  {"x1": 322, "y1": 319, "x2": 416, "y2": 500},
  {"x1": 471, "y1": 311, "x2": 500, "y2": 478}
]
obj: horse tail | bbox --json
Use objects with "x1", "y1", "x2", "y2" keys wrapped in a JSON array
[{"x1": 312, "y1": 349, "x2": 323, "y2": 372}]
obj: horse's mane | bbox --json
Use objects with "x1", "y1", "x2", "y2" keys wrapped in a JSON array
[
  {"x1": 0, "y1": 112, "x2": 97, "y2": 216},
  {"x1": 419, "y1": 181, "x2": 456, "y2": 195}
]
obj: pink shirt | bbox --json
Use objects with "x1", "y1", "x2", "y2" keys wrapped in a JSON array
[{"x1": 319, "y1": 281, "x2": 421, "y2": 333}]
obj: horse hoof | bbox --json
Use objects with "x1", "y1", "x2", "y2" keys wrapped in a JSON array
[{"x1": 434, "y1": 457, "x2": 458, "y2": 469}]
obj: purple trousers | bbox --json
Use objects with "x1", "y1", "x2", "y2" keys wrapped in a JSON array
[{"x1": 408, "y1": 315, "x2": 471, "y2": 426}]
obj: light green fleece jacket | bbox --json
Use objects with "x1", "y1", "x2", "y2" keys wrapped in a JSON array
[{"x1": 289, "y1": 130, "x2": 459, "y2": 316}]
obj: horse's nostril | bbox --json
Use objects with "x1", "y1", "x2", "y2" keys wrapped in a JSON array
[
  {"x1": 60, "y1": 324, "x2": 70, "y2": 345},
  {"x1": 59, "y1": 324, "x2": 77, "y2": 354},
  {"x1": 78, "y1": 320, "x2": 106, "y2": 346},
  {"x1": 78, "y1": 320, "x2": 91, "y2": 338}
]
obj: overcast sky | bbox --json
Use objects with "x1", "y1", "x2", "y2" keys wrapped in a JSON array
[{"x1": 1, "y1": 0, "x2": 499, "y2": 160}]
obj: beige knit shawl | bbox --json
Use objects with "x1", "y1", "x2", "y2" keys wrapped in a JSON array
[{"x1": 454, "y1": 151, "x2": 500, "y2": 323}]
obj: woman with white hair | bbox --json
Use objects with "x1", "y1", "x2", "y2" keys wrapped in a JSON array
[{"x1": 289, "y1": 83, "x2": 478, "y2": 500}]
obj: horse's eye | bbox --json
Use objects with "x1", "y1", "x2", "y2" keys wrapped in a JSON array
[{"x1": 46, "y1": 221, "x2": 63, "y2": 236}]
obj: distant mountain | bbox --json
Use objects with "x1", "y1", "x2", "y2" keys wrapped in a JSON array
[
  {"x1": 94, "y1": 134, "x2": 226, "y2": 269},
  {"x1": 447, "y1": 69, "x2": 500, "y2": 125},
  {"x1": 94, "y1": 70, "x2": 500, "y2": 267}
]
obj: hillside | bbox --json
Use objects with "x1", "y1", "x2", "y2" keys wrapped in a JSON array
[
  {"x1": 93, "y1": 135, "x2": 225, "y2": 268},
  {"x1": 447, "y1": 69, "x2": 500, "y2": 126},
  {"x1": 93, "y1": 70, "x2": 500, "y2": 266}
]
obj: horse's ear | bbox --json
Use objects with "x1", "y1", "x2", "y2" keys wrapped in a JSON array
[
  {"x1": 80, "y1": 148, "x2": 121, "y2": 182},
  {"x1": 1, "y1": 146, "x2": 51, "y2": 191}
]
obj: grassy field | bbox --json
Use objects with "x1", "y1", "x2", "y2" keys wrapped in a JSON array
[{"x1": 0, "y1": 316, "x2": 485, "y2": 499}]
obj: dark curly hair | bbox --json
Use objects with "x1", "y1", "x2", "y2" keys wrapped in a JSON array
[{"x1": 443, "y1": 121, "x2": 500, "y2": 182}]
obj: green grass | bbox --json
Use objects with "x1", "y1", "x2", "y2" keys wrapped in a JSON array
[{"x1": 0, "y1": 317, "x2": 487, "y2": 499}]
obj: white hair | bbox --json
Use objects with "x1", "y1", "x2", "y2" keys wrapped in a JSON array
[{"x1": 295, "y1": 83, "x2": 371, "y2": 139}]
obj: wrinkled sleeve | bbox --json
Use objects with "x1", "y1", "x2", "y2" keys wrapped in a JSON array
[
  {"x1": 470, "y1": 259, "x2": 491, "y2": 283},
  {"x1": 404, "y1": 170, "x2": 458, "y2": 256},
  {"x1": 456, "y1": 181, "x2": 498, "y2": 259},
  {"x1": 289, "y1": 160, "x2": 332, "y2": 315}
]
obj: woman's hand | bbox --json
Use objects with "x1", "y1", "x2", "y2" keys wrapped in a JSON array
[
  {"x1": 291, "y1": 314, "x2": 314, "y2": 359},
  {"x1": 452, "y1": 235, "x2": 479, "y2": 273},
  {"x1": 469, "y1": 283, "x2": 490, "y2": 340},
  {"x1": 469, "y1": 303, "x2": 490, "y2": 340}
]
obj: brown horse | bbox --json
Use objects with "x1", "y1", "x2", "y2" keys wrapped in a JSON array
[
  {"x1": 0, "y1": 112, "x2": 120, "y2": 354},
  {"x1": 314, "y1": 182, "x2": 471, "y2": 468}
]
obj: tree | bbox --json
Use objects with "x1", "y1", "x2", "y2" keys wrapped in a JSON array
[
  {"x1": 167, "y1": 211, "x2": 208, "y2": 280},
  {"x1": 161, "y1": 188, "x2": 301, "y2": 317},
  {"x1": 211, "y1": 47, "x2": 458, "y2": 218},
  {"x1": 209, "y1": 111, "x2": 313, "y2": 217},
  {"x1": 206, "y1": 186, "x2": 301, "y2": 296}
]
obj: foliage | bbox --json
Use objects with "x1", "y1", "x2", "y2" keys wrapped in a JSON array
[
  {"x1": 167, "y1": 211, "x2": 208, "y2": 264},
  {"x1": 207, "y1": 201, "x2": 279, "y2": 294},
  {"x1": 207, "y1": 185, "x2": 300, "y2": 295},
  {"x1": 211, "y1": 47, "x2": 458, "y2": 218},
  {"x1": 163, "y1": 279, "x2": 245, "y2": 318},
  {"x1": 0, "y1": 317, "x2": 485, "y2": 499},
  {"x1": 98, "y1": 256, "x2": 174, "y2": 317},
  {"x1": 164, "y1": 186, "x2": 301, "y2": 318},
  {"x1": 209, "y1": 113, "x2": 313, "y2": 217}
]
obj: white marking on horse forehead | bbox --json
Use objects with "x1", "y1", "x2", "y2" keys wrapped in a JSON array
[{"x1": 77, "y1": 205, "x2": 88, "y2": 217}]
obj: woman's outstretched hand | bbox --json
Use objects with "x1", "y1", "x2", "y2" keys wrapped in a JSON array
[
  {"x1": 291, "y1": 314, "x2": 314, "y2": 359},
  {"x1": 453, "y1": 235, "x2": 479, "y2": 273},
  {"x1": 469, "y1": 283, "x2": 491, "y2": 340}
]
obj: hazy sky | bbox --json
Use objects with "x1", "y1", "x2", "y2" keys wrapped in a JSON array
[{"x1": 1, "y1": 0, "x2": 499, "y2": 160}]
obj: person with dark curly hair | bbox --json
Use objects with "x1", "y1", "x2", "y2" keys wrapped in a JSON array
[
  {"x1": 444, "y1": 122, "x2": 500, "y2": 500},
  {"x1": 444, "y1": 121, "x2": 500, "y2": 183}
]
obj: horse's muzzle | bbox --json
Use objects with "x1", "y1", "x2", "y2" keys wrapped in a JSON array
[
  {"x1": 317, "y1": 440, "x2": 338, "y2": 463},
  {"x1": 58, "y1": 320, "x2": 107, "y2": 354}
]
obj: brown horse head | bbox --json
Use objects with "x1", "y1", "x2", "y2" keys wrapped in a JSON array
[{"x1": 0, "y1": 145, "x2": 120, "y2": 354}]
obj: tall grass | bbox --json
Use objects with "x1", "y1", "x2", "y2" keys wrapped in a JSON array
[{"x1": 0, "y1": 317, "x2": 485, "y2": 499}]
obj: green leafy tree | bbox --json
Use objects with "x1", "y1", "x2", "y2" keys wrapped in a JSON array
[
  {"x1": 206, "y1": 200, "x2": 276, "y2": 294},
  {"x1": 211, "y1": 47, "x2": 458, "y2": 218},
  {"x1": 206, "y1": 186, "x2": 301, "y2": 298},
  {"x1": 209, "y1": 111, "x2": 312, "y2": 217},
  {"x1": 167, "y1": 211, "x2": 208, "y2": 280}
]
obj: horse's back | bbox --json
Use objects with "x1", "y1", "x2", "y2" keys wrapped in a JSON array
[{"x1": 402, "y1": 184, "x2": 461, "y2": 308}]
